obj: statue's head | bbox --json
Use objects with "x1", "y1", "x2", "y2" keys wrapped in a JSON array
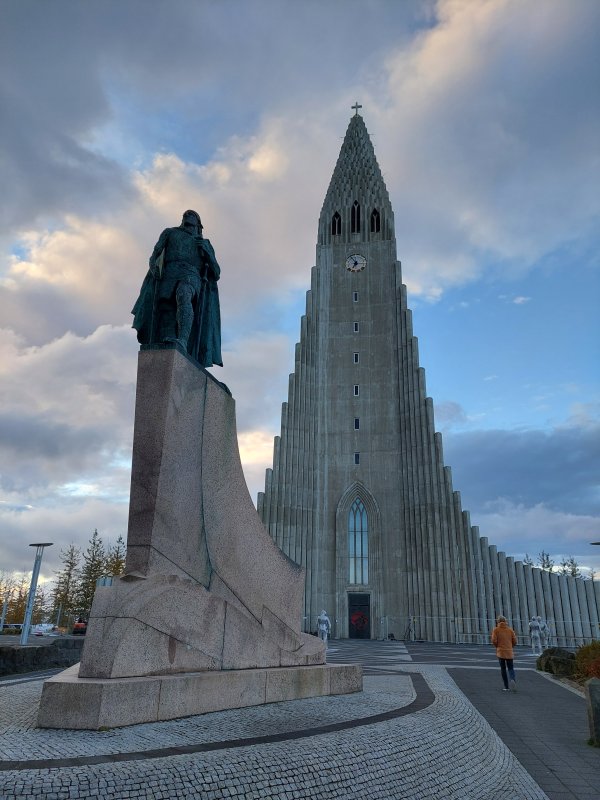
[{"x1": 182, "y1": 209, "x2": 202, "y2": 231}]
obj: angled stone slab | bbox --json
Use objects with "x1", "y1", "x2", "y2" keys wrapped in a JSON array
[
  {"x1": 78, "y1": 573, "x2": 324, "y2": 679},
  {"x1": 79, "y1": 575, "x2": 226, "y2": 678},
  {"x1": 124, "y1": 347, "x2": 212, "y2": 586}
]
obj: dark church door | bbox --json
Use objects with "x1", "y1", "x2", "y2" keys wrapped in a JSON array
[{"x1": 348, "y1": 593, "x2": 371, "y2": 639}]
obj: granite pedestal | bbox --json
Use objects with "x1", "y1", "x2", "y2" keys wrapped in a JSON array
[{"x1": 38, "y1": 347, "x2": 361, "y2": 729}]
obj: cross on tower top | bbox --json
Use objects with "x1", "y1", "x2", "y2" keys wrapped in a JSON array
[{"x1": 351, "y1": 102, "x2": 362, "y2": 116}]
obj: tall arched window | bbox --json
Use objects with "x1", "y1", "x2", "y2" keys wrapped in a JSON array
[
  {"x1": 331, "y1": 212, "x2": 341, "y2": 236},
  {"x1": 348, "y1": 498, "x2": 368, "y2": 584},
  {"x1": 370, "y1": 208, "x2": 380, "y2": 233},
  {"x1": 351, "y1": 201, "x2": 361, "y2": 234}
]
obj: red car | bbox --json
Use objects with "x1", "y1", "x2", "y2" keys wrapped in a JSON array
[{"x1": 72, "y1": 619, "x2": 87, "y2": 635}]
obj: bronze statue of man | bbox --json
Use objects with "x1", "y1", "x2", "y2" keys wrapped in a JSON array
[{"x1": 132, "y1": 210, "x2": 222, "y2": 368}]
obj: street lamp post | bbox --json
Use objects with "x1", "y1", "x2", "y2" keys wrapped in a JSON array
[
  {"x1": 0, "y1": 589, "x2": 12, "y2": 631},
  {"x1": 19, "y1": 542, "x2": 53, "y2": 645}
]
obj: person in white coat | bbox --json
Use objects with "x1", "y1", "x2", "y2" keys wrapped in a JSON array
[
  {"x1": 529, "y1": 616, "x2": 542, "y2": 655},
  {"x1": 317, "y1": 610, "x2": 331, "y2": 646},
  {"x1": 538, "y1": 616, "x2": 550, "y2": 650}
]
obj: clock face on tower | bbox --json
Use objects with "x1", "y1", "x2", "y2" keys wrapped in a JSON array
[{"x1": 345, "y1": 254, "x2": 367, "y2": 272}]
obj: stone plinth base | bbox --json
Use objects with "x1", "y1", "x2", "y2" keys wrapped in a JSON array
[{"x1": 37, "y1": 662, "x2": 362, "y2": 730}]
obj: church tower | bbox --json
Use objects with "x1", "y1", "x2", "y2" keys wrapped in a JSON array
[{"x1": 258, "y1": 108, "x2": 600, "y2": 644}]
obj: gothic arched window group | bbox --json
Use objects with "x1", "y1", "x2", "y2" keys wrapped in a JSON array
[
  {"x1": 330, "y1": 206, "x2": 381, "y2": 236},
  {"x1": 348, "y1": 498, "x2": 368, "y2": 584}
]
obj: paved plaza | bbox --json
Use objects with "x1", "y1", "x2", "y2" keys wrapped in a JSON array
[{"x1": 1, "y1": 640, "x2": 597, "y2": 799}]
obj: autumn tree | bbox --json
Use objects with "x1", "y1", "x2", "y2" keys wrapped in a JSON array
[
  {"x1": 0, "y1": 572, "x2": 17, "y2": 627},
  {"x1": 51, "y1": 543, "x2": 81, "y2": 628},
  {"x1": 0, "y1": 572, "x2": 16, "y2": 603},
  {"x1": 0, "y1": 572, "x2": 16, "y2": 598},
  {"x1": 537, "y1": 551, "x2": 555, "y2": 572},
  {"x1": 105, "y1": 534, "x2": 126, "y2": 577},
  {"x1": 6, "y1": 575, "x2": 28, "y2": 625},
  {"x1": 559, "y1": 556, "x2": 581, "y2": 578},
  {"x1": 32, "y1": 584, "x2": 51, "y2": 625},
  {"x1": 74, "y1": 529, "x2": 107, "y2": 617}
]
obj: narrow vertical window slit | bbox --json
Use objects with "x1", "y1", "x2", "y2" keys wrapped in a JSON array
[
  {"x1": 331, "y1": 212, "x2": 341, "y2": 236},
  {"x1": 351, "y1": 201, "x2": 361, "y2": 233},
  {"x1": 370, "y1": 208, "x2": 380, "y2": 233}
]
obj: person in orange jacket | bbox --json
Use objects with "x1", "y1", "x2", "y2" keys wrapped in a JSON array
[{"x1": 491, "y1": 615, "x2": 517, "y2": 692}]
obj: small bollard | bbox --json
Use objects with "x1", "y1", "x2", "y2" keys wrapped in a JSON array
[{"x1": 585, "y1": 677, "x2": 600, "y2": 746}]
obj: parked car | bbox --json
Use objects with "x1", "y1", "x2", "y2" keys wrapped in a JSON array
[
  {"x1": 72, "y1": 618, "x2": 87, "y2": 635},
  {"x1": 33, "y1": 623, "x2": 56, "y2": 636}
]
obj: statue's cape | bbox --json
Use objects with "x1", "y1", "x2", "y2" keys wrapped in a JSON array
[
  {"x1": 131, "y1": 271, "x2": 155, "y2": 344},
  {"x1": 190, "y1": 278, "x2": 222, "y2": 368}
]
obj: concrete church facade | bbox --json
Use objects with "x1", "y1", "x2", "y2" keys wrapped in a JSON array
[{"x1": 258, "y1": 110, "x2": 600, "y2": 645}]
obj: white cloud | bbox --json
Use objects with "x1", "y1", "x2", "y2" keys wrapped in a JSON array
[
  {"x1": 1, "y1": 220, "x2": 145, "y2": 344},
  {"x1": 4, "y1": 0, "x2": 598, "y2": 326},
  {"x1": 434, "y1": 400, "x2": 468, "y2": 427},
  {"x1": 0, "y1": 498, "x2": 130, "y2": 584},
  {"x1": 238, "y1": 429, "x2": 277, "y2": 503},
  {"x1": 475, "y1": 499, "x2": 600, "y2": 574},
  {"x1": 0, "y1": 125, "x2": 321, "y2": 347},
  {"x1": 0, "y1": 324, "x2": 137, "y2": 497},
  {"x1": 218, "y1": 332, "x2": 296, "y2": 430},
  {"x1": 378, "y1": 0, "x2": 600, "y2": 296}
]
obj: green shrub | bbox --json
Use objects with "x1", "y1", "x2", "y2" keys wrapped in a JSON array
[
  {"x1": 575, "y1": 640, "x2": 600, "y2": 680},
  {"x1": 588, "y1": 658, "x2": 600, "y2": 679}
]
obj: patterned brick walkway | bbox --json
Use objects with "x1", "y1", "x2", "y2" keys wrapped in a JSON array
[{"x1": 1, "y1": 662, "x2": 548, "y2": 799}]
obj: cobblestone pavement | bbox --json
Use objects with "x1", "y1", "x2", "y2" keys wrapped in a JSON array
[
  {"x1": 0, "y1": 663, "x2": 548, "y2": 799},
  {"x1": 331, "y1": 640, "x2": 600, "y2": 800}
]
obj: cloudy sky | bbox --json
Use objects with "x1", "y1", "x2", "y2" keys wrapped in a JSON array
[{"x1": 1, "y1": 0, "x2": 599, "y2": 588}]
